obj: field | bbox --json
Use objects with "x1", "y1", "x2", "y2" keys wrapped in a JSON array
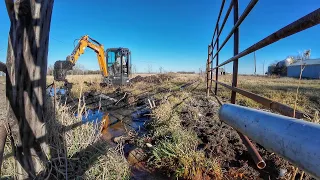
[
  {"x1": 217, "y1": 75, "x2": 320, "y2": 120},
  {"x1": 0, "y1": 74, "x2": 319, "y2": 179}
]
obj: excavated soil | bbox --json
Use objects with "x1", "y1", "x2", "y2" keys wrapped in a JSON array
[
  {"x1": 130, "y1": 74, "x2": 174, "y2": 84},
  {"x1": 179, "y1": 93, "x2": 313, "y2": 180}
]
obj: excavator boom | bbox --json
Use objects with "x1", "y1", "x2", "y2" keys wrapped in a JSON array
[{"x1": 54, "y1": 35, "x2": 107, "y2": 81}]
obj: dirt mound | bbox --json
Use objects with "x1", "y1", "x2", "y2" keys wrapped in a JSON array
[{"x1": 130, "y1": 74, "x2": 174, "y2": 84}]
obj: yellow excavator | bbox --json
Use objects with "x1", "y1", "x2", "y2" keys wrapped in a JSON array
[{"x1": 54, "y1": 35, "x2": 131, "y2": 85}]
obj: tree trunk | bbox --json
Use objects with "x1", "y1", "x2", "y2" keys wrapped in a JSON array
[{"x1": 5, "y1": 0, "x2": 54, "y2": 179}]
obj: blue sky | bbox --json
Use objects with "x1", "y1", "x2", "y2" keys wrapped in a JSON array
[{"x1": 0, "y1": 0, "x2": 319, "y2": 74}]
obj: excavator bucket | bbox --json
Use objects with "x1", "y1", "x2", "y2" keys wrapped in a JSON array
[{"x1": 54, "y1": 60, "x2": 74, "y2": 81}]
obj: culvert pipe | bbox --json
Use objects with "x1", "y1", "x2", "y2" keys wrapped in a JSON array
[{"x1": 219, "y1": 104, "x2": 320, "y2": 178}]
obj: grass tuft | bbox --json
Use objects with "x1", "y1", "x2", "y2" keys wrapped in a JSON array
[{"x1": 149, "y1": 89, "x2": 222, "y2": 179}]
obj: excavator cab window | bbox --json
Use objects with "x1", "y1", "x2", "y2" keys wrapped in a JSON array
[{"x1": 107, "y1": 51, "x2": 116, "y2": 67}]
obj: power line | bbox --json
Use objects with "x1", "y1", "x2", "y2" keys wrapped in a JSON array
[{"x1": 51, "y1": 37, "x2": 65, "y2": 44}]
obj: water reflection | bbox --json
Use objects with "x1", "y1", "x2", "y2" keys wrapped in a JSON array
[
  {"x1": 101, "y1": 114, "x2": 126, "y2": 142},
  {"x1": 47, "y1": 87, "x2": 66, "y2": 96}
]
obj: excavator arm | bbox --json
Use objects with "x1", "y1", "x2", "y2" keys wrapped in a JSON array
[{"x1": 54, "y1": 35, "x2": 108, "y2": 81}]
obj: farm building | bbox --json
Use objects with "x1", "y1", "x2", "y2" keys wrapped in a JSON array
[
  {"x1": 287, "y1": 59, "x2": 320, "y2": 79},
  {"x1": 267, "y1": 57, "x2": 294, "y2": 76},
  {"x1": 212, "y1": 67, "x2": 225, "y2": 75}
]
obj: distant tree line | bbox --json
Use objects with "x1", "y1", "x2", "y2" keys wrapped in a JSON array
[
  {"x1": 47, "y1": 64, "x2": 101, "y2": 75},
  {"x1": 46, "y1": 63, "x2": 198, "y2": 76},
  {"x1": 177, "y1": 71, "x2": 195, "y2": 74}
]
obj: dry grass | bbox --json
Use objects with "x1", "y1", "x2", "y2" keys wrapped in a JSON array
[
  {"x1": 216, "y1": 75, "x2": 320, "y2": 121},
  {"x1": 1, "y1": 94, "x2": 130, "y2": 179},
  {"x1": 47, "y1": 75, "x2": 115, "y2": 98}
]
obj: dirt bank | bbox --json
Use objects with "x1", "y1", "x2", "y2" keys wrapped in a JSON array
[{"x1": 130, "y1": 74, "x2": 174, "y2": 84}]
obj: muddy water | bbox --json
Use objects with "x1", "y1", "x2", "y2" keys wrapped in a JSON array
[
  {"x1": 81, "y1": 107, "x2": 164, "y2": 179},
  {"x1": 100, "y1": 115, "x2": 126, "y2": 142},
  {"x1": 47, "y1": 85, "x2": 163, "y2": 178}
]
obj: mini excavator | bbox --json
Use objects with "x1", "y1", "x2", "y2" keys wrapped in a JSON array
[{"x1": 54, "y1": 35, "x2": 131, "y2": 85}]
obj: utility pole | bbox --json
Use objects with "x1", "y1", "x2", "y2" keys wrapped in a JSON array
[
  {"x1": 254, "y1": 51, "x2": 256, "y2": 75},
  {"x1": 262, "y1": 59, "x2": 266, "y2": 75}
]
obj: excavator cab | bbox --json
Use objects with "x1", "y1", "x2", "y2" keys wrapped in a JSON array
[{"x1": 106, "y1": 48, "x2": 131, "y2": 85}]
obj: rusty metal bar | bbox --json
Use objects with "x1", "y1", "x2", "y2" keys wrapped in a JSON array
[
  {"x1": 238, "y1": 133, "x2": 266, "y2": 169},
  {"x1": 209, "y1": 45, "x2": 213, "y2": 91},
  {"x1": 212, "y1": 79, "x2": 309, "y2": 119},
  {"x1": 214, "y1": 24, "x2": 219, "y2": 95},
  {"x1": 231, "y1": 0, "x2": 239, "y2": 104},
  {"x1": 206, "y1": 46, "x2": 211, "y2": 96},
  {"x1": 212, "y1": 8, "x2": 320, "y2": 70},
  {"x1": 212, "y1": 0, "x2": 234, "y2": 50},
  {"x1": 206, "y1": 60, "x2": 208, "y2": 96},
  {"x1": 211, "y1": 0, "x2": 258, "y2": 61},
  {"x1": 53, "y1": 81, "x2": 56, "y2": 115},
  {"x1": 211, "y1": 0, "x2": 226, "y2": 45},
  {"x1": 213, "y1": 92, "x2": 223, "y2": 106}
]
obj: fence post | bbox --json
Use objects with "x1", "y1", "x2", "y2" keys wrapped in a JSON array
[
  {"x1": 229, "y1": 0, "x2": 265, "y2": 169},
  {"x1": 231, "y1": 0, "x2": 239, "y2": 104},
  {"x1": 215, "y1": 24, "x2": 220, "y2": 95},
  {"x1": 209, "y1": 45, "x2": 213, "y2": 91},
  {"x1": 206, "y1": 45, "x2": 211, "y2": 96},
  {"x1": 53, "y1": 81, "x2": 56, "y2": 114},
  {"x1": 206, "y1": 58, "x2": 208, "y2": 96}
]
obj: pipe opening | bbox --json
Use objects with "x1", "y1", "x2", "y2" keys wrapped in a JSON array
[{"x1": 257, "y1": 161, "x2": 266, "y2": 169}]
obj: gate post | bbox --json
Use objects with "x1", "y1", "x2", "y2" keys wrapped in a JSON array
[
  {"x1": 214, "y1": 24, "x2": 220, "y2": 95},
  {"x1": 206, "y1": 45, "x2": 211, "y2": 96},
  {"x1": 231, "y1": 0, "x2": 239, "y2": 103}
]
